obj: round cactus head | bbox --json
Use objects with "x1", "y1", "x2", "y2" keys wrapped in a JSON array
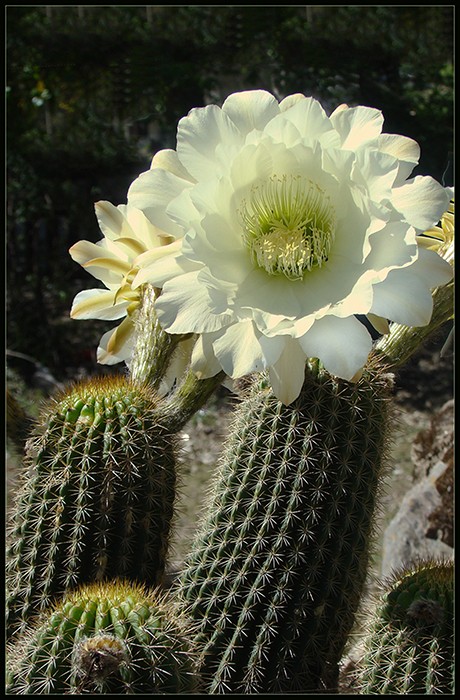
[{"x1": 7, "y1": 579, "x2": 200, "y2": 694}]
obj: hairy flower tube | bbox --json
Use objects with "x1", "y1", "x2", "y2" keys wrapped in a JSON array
[
  {"x1": 69, "y1": 198, "x2": 180, "y2": 365},
  {"x1": 128, "y1": 90, "x2": 452, "y2": 404}
]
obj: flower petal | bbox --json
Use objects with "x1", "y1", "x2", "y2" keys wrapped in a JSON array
[
  {"x1": 176, "y1": 104, "x2": 242, "y2": 181},
  {"x1": 70, "y1": 289, "x2": 129, "y2": 320},
  {"x1": 391, "y1": 177, "x2": 450, "y2": 231},
  {"x1": 211, "y1": 320, "x2": 284, "y2": 378},
  {"x1": 95, "y1": 201, "x2": 133, "y2": 241},
  {"x1": 97, "y1": 324, "x2": 135, "y2": 365},
  {"x1": 330, "y1": 104, "x2": 384, "y2": 150},
  {"x1": 377, "y1": 133, "x2": 420, "y2": 182},
  {"x1": 69, "y1": 240, "x2": 124, "y2": 286},
  {"x1": 128, "y1": 167, "x2": 193, "y2": 238},
  {"x1": 222, "y1": 89, "x2": 280, "y2": 135},
  {"x1": 151, "y1": 148, "x2": 195, "y2": 181},
  {"x1": 268, "y1": 337, "x2": 308, "y2": 405},
  {"x1": 132, "y1": 243, "x2": 196, "y2": 289},
  {"x1": 155, "y1": 271, "x2": 234, "y2": 334},
  {"x1": 299, "y1": 315, "x2": 373, "y2": 380},
  {"x1": 190, "y1": 333, "x2": 224, "y2": 379},
  {"x1": 106, "y1": 315, "x2": 135, "y2": 355},
  {"x1": 370, "y1": 247, "x2": 453, "y2": 326}
]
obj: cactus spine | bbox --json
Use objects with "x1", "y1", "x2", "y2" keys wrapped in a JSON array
[
  {"x1": 6, "y1": 579, "x2": 201, "y2": 694},
  {"x1": 6, "y1": 375, "x2": 177, "y2": 641},
  {"x1": 356, "y1": 560, "x2": 454, "y2": 695},
  {"x1": 174, "y1": 355, "x2": 393, "y2": 694}
]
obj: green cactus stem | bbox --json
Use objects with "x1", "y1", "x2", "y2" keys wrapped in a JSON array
[
  {"x1": 356, "y1": 560, "x2": 454, "y2": 694},
  {"x1": 129, "y1": 283, "x2": 182, "y2": 389},
  {"x1": 174, "y1": 354, "x2": 394, "y2": 694},
  {"x1": 6, "y1": 375, "x2": 177, "y2": 641},
  {"x1": 129, "y1": 282, "x2": 226, "y2": 431},
  {"x1": 6, "y1": 579, "x2": 201, "y2": 694}
]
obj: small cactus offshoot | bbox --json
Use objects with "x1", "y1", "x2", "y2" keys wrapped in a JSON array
[
  {"x1": 6, "y1": 579, "x2": 201, "y2": 694},
  {"x1": 356, "y1": 559, "x2": 454, "y2": 695},
  {"x1": 6, "y1": 375, "x2": 178, "y2": 640}
]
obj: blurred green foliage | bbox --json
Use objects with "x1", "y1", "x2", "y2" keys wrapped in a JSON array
[{"x1": 6, "y1": 5, "x2": 453, "y2": 377}]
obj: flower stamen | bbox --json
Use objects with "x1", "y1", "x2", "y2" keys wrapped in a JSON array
[{"x1": 240, "y1": 175, "x2": 336, "y2": 280}]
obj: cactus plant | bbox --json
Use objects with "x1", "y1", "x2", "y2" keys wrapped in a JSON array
[
  {"x1": 6, "y1": 579, "x2": 201, "y2": 694},
  {"x1": 356, "y1": 560, "x2": 454, "y2": 695},
  {"x1": 174, "y1": 354, "x2": 394, "y2": 694},
  {"x1": 6, "y1": 375, "x2": 178, "y2": 641}
]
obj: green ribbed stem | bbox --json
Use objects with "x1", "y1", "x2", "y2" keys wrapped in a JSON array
[
  {"x1": 357, "y1": 560, "x2": 454, "y2": 694},
  {"x1": 161, "y1": 368, "x2": 226, "y2": 433},
  {"x1": 129, "y1": 283, "x2": 181, "y2": 389},
  {"x1": 6, "y1": 375, "x2": 177, "y2": 641},
  {"x1": 6, "y1": 580, "x2": 201, "y2": 694},
  {"x1": 130, "y1": 282, "x2": 225, "y2": 431},
  {"x1": 175, "y1": 355, "x2": 393, "y2": 693}
]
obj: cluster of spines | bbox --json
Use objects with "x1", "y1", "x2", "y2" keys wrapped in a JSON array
[
  {"x1": 6, "y1": 375, "x2": 178, "y2": 641},
  {"x1": 175, "y1": 356, "x2": 393, "y2": 694},
  {"x1": 6, "y1": 579, "x2": 201, "y2": 694},
  {"x1": 356, "y1": 560, "x2": 454, "y2": 695}
]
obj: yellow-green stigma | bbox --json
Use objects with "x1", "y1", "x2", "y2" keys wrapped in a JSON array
[{"x1": 240, "y1": 175, "x2": 336, "y2": 280}]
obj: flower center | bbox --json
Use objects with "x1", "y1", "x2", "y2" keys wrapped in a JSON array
[{"x1": 239, "y1": 175, "x2": 336, "y2": 280}]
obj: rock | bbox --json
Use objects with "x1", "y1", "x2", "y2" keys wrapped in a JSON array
[
  {"x1": 381, "y1": 400, "x2": 454, "y2": 578},
  {"x1": 411, "y1": 399, "x2": 454, "y2": 481},
  {"x1": 381, "y1": 460, "x2": 453, "y2": 577}
]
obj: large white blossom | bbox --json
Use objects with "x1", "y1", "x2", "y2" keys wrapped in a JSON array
[
  {"x1": 69, "y1": 198, "x2": 179, "y2": 365},
  {"x1": 128, "y1": 90, "x2": 453, "y2": 404}
]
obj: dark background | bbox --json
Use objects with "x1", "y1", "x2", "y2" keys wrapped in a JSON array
[{"x1": 6, "y1": 5, "x2": 454, "y2": 385}]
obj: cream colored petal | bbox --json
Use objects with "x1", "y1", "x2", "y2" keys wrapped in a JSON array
[
  {"x1": 330, "y1": 104, "x2": 384, "y2": 149},
  {"x1": 69, "y1": 240, "x2": 125, "y2": 285},
  {"x1": 69, "y1": 239, "x2": 109, "y2": 266},
  {"x1": 279, "y1": 93, "x2": 308, "y2": 111},
  {"x1": 128, "y1": 167, "x2": 193, "y2": 239},
  {"x1": 211, "y1": 321, "x2": 267, "y2": 377},
  {"x1": 392, "y1": 177, "x2": 450, "y2": 231},
  {"x1": 268, "y1": 337, "x2": 307, "y2": 405},
  {"x1": 190, "y1": 333, "x2": 223, "y2": 379},
  {"x1": 97, "y1": 325, "x2": 135, "y2": 365},
  {"x1": 106, "y1": 315, "x2": 135, "y2": 355},
  {"x1": 83, "y1": 257, "x2": 132, "y2": 276},
  {"x1": 222, "y1": 89, "x2": 280, "y2": 135},
  {"x1": 70, "y1": 289, "x2": 129, "y2": 320},
  {"x1": 155, "y1": 272, "x2": 234, "y2": 334},
  {"x1": 132, "y1": 240, "x2": 190, "y2": 289},
  {"x1": 299, "y1": 315, "x2": 373, "y2": 381},
  {"x1": 114, "y1": 237, "x2": 146, "y2": 256},
  {"x1": 176, "y1": 103, "x2": 242, "y2": 181},
  {"x1": 95, "y1": 201, "x2": 134, "y2": 240},
  {"x1": 151, "y1": 148, "x2": 195, "y2": 181}
]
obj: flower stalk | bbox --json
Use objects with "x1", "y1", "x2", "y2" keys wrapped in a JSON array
[{"x1": 129, "y1": 283, "x2": 182, "y2": 389}]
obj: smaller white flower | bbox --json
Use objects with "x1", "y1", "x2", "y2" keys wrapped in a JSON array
[{"x1": 69, "y1": 199, "x2": 178, "y2": 365}]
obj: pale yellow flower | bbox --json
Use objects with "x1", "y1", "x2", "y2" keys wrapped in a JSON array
[{"x1": 69, "y1": 200, "x2": 179, "y2": 364}]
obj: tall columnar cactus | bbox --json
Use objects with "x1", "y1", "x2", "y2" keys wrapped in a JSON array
[
  {"x1": 174, "y1": 354, "x2": 394, "y2": 694},
  {"x1": 6, "y1": 375, "x2": 177, "y2": 641},
  {"x1": 356, "y1": 560, "x2": 454, "y2": 695},
  {"x1": 6, "y1": 579, "x2": 201, "y2": 694}
]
